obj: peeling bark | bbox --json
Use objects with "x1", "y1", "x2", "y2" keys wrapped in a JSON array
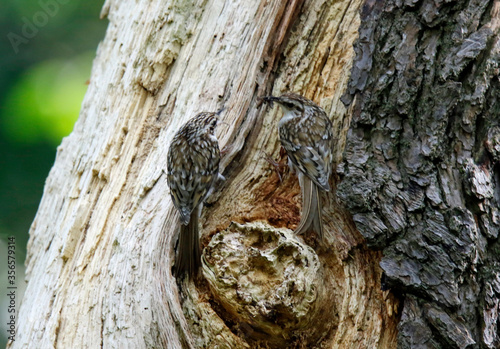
[{"x1": 339, "y1": 0, "x2": 500, "y2": 347}]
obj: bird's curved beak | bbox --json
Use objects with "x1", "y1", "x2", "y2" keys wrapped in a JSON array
[
  {"x1": 262, "y1": 95, "x2": 279, "y2": 107},
  {"x1": 214, "y1": 107, "x2": 230, "y2": 127},
  {"x1": 215, "y1": 107, "x2": 225, "y2": 116}
]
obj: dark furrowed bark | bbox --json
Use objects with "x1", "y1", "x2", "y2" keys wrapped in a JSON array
[{"x1": 339, "y1": 0, "x2": 500, "y2": 348}]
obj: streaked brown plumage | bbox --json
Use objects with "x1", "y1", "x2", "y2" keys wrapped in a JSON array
[
  {"x1": 264, "y1": 93, "x2": 334, "y2": 240},
  {"x1": 167, "y1": 112, "x2": 221, "y2": 278}
]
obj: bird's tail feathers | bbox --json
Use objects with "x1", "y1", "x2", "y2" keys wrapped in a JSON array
[
  {"x1": 294, "y1": 175, "x2": 323, "y2": 240},
  {"x1": 174, "y1": 211, "x2": 201, "y2": 278}
]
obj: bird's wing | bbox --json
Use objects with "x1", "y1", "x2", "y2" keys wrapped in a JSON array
[
  {"x1": 167, "y1": 137, "x2": 220, "y2": 224},
  {"x1": 279, "y1": 112, "x2": 333, "y2": 191}
]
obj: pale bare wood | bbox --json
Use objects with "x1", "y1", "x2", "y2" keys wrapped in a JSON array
[{"x1": 10, "y1": 0, "x2": 398, "y2": 348}]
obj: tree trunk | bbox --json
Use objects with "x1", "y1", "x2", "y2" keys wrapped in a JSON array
[
  {"x1": 339, "y1": 0, "x2": 500, "y2": 348},
  {"x1": 10, "y1": 0, "x2": 498, "y2": 348}
]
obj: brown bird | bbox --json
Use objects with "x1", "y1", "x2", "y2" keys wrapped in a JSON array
[
  {"x1": 264, "y1": 93, "x2": 334, "y2": 240},
  {"x1": 167, "y1": 111, "x2": 221, "y2": 278}
]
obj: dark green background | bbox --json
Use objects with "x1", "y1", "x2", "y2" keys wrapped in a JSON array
[{"x1": 1, "y1": 1, "x2": 107, "y2": 345}]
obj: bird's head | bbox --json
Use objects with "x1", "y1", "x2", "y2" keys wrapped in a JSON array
[
  {"x1": 190, "y1": 109, "x2": 223, "y2": 136},
  {"x1": 263, "y1": 93, "x2": 318, "y2": 117}
]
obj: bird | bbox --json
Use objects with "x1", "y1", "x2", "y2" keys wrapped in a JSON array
[
  {"x1": 167, "y1": 111, "x2": 221, "y2": 278},
  {"x1": 263, "y1": 93, "x2": 334, "y2": 240}
]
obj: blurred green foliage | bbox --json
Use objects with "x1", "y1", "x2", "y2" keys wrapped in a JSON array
[
  {"x1": 0, "y1": 1, "x2": 107, "y2": 345},
  {"x1": 3, "y1": 53, "x2": 94, "y2": 144}
]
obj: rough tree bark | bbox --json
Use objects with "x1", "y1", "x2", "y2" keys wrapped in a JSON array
[
  {"x1": 10, "y1": 0, "x2": 498, "y2": 349},
  {"x1": 339, "y1": 0, "x2": 500, "y2": 348}
]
